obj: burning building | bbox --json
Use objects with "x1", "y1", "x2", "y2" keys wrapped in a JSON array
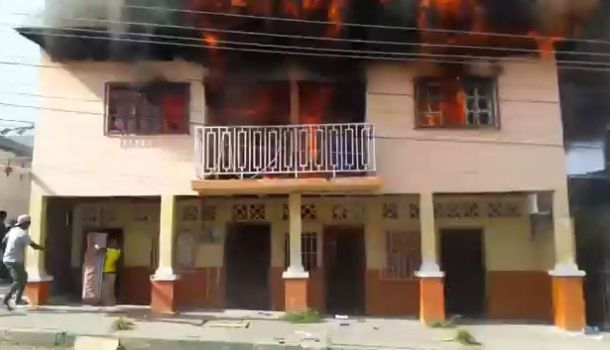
[{"x1": 12, "y1": 0, "x2": 603, "y2": 331}]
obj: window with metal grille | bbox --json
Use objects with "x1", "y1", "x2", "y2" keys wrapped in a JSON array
[
  {"x1": 284, "y1": 232, "x2": 318, "y2": 271},
  {"x1": 386, "y1": 231, "x2": 420, "y2": 279},
  {"x1": 415, "y1": 77, "x2": 497, "y2": 128},
  {"x1": 105, "y1": 82, "x2": 190, "y2": 135}
]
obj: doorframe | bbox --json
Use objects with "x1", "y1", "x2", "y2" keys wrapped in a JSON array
[
  {"x1": 438, "y1": 227, "x2": 487, "y2": 317},
  {"x1": 223, "y1": 221, "x2": 272, "y2": 310},
  {"x1": 322, "y1": 224, "x2": 367, "y2": 315}
]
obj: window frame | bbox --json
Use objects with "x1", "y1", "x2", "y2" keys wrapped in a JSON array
[
  {"x1": 284, "y1": 232, "x2": 319, "y2": 272},
  {"x1": 384, "y1": 230, "x2": 421, "y2": 280},
  {"x1": 414, "y1": 76, "x2": 500, "y2": 129},
  {"x1": 104, "y1": 82, "x2": 191, "y2": 136}
]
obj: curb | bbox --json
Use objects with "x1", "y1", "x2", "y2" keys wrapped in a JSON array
[
  {"x1": 0, "y1": 328, "x2": 323, "y2": 350},
  {"x1": 0, "y1": 328, "x2": 76, "y2": 347}
]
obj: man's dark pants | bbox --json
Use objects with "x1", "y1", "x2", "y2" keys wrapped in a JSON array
[{"x1": 3, "y1": 262, "x2": 27, "y2": 303}]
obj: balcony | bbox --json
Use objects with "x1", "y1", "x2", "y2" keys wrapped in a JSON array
[{"x1": 192, "y1": 123, "x2": 381, "y2": 195}]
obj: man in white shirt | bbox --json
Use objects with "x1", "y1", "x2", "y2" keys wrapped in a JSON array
[{"x1": 2, "y1": 215, "x2": 44, "y2": 311}]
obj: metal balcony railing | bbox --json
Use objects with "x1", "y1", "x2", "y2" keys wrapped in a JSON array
[{"x1": 195, "y1": 123, "x2": 376, "y2": 178}]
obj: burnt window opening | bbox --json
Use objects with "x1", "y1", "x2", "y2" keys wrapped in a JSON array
[
  {"x1": 298, "y1": 82, "x2": 365, "y2": 124},
  {"x1": 284, "y1": 232, "x2": 318, "y2": 272},
  {"x1": 204, "y1": 79, "x2": 291, "y2": 126},
  {"x1": 415, "y1": 77, "x2": 498, "y2": 128},
  {"x1": 204, "y1": 79, "x2": 365, "y2": 126},
  {"x1": 105, "y1": 82, "x2": 190, "y2": 135}
]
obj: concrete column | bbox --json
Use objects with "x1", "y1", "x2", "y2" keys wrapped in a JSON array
[
  {"x1": 25, "y1": 192, "x2": 53, "y2": 306},
  {"x1": 549, "y1": 187, "x2": 585, "y2": 331},
  {"x1": 151, "y1": 194, "x2": 180, "y2": 314},
  {"x1": 283, "y1": 193, "x2": 309, "y2": 312},
  {"x1": 415, "y1": 192, "x2": 445, "y2": 324}
]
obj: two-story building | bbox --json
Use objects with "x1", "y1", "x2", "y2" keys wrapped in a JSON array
[{"x1": 16, "y1": 0, "x2": 589, "y2": 331}]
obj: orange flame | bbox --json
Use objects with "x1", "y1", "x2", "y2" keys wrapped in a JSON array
[{"x1": 203, "y1": 33, "x2": 219, "y2": 47}]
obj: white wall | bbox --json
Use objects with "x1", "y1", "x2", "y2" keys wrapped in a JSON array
[{"x1": 0, "y1": 149, "x2": 31, "y2": 218}]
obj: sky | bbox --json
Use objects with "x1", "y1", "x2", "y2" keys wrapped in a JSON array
[{"x1": 0, "y1": 1, "x2": 45, "y2": 134}]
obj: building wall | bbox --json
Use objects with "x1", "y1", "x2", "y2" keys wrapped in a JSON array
[
  {"x1": 69, "y1": 198, "x2": 160, "y2": 304},
  {"x1": 62, "y1": 194, "x2": 552, "y2": 317},
  {"x1": 368, "y1": 60, "x2": 568, "y2": 193},
  {"x1": 33, "y1": 55, "x2": 205, "y2": 197},
  {"x1": 34, "y1": 56, "x2": 567, "y2": 198},
  {"x1": 0, "y1": 149, "x2": 30, "y2": 218}
]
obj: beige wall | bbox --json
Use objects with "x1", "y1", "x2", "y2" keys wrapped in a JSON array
[
  {"x1": 367, "y1": 194, "x2": 554, "y2": 272},
  {"x1": 67, "y1": 194, "x2": 550, "y2": 273},
  {"x1": 70, "y1": 199, "x2": 160, "y2": 268},
  {"x1": 0, "y1": 149, "x2": 31, "y2": 218},
  {"x1": 368, "y1": 60, "x2": 568, "y2": 193},
  {"x1": 33, "y1": 55, "x2": 205, "y2": 197},
  {"x1": 33, "y1": 56, "x2": 568, "y2": 198}
]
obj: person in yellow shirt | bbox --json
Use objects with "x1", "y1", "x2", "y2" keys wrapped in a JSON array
[{"x1": 100, "y1": 238, "x2": 121, "y2": 306}]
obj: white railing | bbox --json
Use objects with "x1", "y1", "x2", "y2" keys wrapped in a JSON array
[{"x1": 195, "y1": 123, "x2": 376, "y2": 178}]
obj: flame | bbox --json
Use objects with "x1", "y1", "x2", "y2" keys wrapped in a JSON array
[
  {"x1": 203, "y1": 33, "x2": 219, "y2": 47},
  {"x1": 326, "y1": 0, "x2": 344, "y2": 37},
  {"x1": 528, "y1": 31, "x2": 563, "y2": 59}
]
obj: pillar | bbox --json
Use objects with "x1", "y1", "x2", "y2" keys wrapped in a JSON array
[
  {"x1": 549, "y1": 188, "x2": 585, "y2": 331},
  {"x1": 283, "y1": 193, "x2": 309, "y2": 312},
  {"x1": 151, "y1": 194, "x2": 180, "y2": 314},
  {"x1": 415, "y1": 192, "x2": 445, "y2": 324},
  {"x1": 25, "y1": 192, "x2": 52, "y2": 306}
]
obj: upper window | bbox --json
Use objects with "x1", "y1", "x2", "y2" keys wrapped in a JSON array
[
  {"x1": 415, "y1": 77, "x2": 497, "y2": 128},
  {"x1": 105, "y1": 82, "x2": 190, "y2": 135}
]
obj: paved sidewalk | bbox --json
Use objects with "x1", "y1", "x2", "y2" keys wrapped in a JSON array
[{"x1": 0, "y1": 304, "x2": 608, "y2": 350}]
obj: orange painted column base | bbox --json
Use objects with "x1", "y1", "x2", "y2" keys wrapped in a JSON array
[
  {"x1": 24, "y1": 280, "x2": 51, "y2": 306},
  {"x1": 151, "y1": 278, "x2": 178, "y2": 314},
  {"x1": 284, "y1": 278, "x2": 309, "y2": 312},
  {"x1": 419, "y1": 277, "x2": 445, "y2": 324},
  {"x1": 552, "y1": 276, "x2": 585, "y2": 331}
]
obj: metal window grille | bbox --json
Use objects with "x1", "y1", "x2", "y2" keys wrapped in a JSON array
[
  {"x1": 386, "y1": 231, "x2": 420, "y2": 279},
  {"x1": 105, "y1": 82, "x2": 190, "y2": 135},
  {"x1": 284, "y1": 232, "x2": 318, "y2": 271},
  {"x1": 416, "y1": 78, "x2": 497, "y2": 128}
]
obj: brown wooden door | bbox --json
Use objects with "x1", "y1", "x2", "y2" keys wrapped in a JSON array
[
  {"x1": 323, "y1": 226, "x2": 365, "y2": 315},
  {"x1": 440, "y1": 229, "x2": 485, "y2": 318}
]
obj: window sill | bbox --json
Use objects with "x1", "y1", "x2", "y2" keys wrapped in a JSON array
[
  {"x1": 105, "y1": 132, "x2": 191, "y2": 138},
  {"x1": 414, "y1": 125, "x2": 499, "y2": 131}
]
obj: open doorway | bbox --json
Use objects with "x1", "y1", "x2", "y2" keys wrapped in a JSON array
[
  {"x1": 323, "y1": 226, "x2": 365, "y2": 315},
  {"x1": 440, "y1": 229, "x2": 485, "y2": 318},
  {"x1": 224, "y1": 223, "x2": 271, "y2": 310},
  {"x1": 80, "y1": 228, "x2": 124, "y2": 303}
]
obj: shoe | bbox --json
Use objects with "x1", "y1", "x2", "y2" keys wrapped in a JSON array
[
  {"x1": 15, "y1": 299, "x2": 28, "y2": 306},
  {"x1": 2, "y1": 299, "x2": 13, "y2": 312}
]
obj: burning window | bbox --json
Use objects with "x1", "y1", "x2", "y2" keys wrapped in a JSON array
[
  {"x1": 284, "y1": 232, "x2": 318, "y2": 271},
  {"x1": 105, "y1": 83, "x2": 190, "y2": 134},
  {"x1": 298, "y1": 82, "x2": 365, "y2": 124},
  {"x1": 415, "y1": 77, "x2": 497, "y2": 128},
  {"x1": 385, "y1": 231, "x2": 420, "y2": 280},
  {"x1": 204, "y1": 79, "x2": 290, "y2": 126}
]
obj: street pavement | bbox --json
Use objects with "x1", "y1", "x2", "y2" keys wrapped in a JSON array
[
  {"x1": 1, "y1": 282, "x2": 610, "y2": 350},
  {"x1": 0, "y1": 304, "x2": 608, "y2": 350}
]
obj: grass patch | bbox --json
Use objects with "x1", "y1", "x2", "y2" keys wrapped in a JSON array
[
  {"x1": 112, "y1": 316, "x2": 135, "y2": 331},
  {"x1": 282, "y1": 309, "x2": 322, "y2": 323},
  {"x1": 427, "y1": 320, "x2": 455, "y2": 328},
  {"x1": 454, "y1": 329, "x2": 481, "y2": 346}
]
